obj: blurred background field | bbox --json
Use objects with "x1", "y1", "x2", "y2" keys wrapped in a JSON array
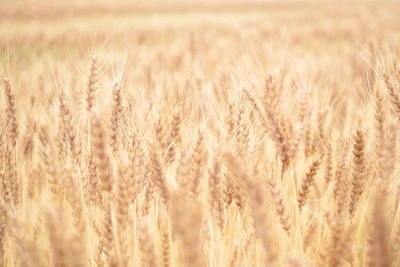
[{"x1": 1, "y1": 0, "x2": 399, "y2": 114}]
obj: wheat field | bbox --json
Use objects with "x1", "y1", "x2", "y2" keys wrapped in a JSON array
[{"x1": 1, "y1": 0, "x2": 400, "y2": 266}]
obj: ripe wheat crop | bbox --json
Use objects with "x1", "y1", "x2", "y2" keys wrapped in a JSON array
[{"x1": 1, "y1": 0, "x2": 400, "y2": 266}]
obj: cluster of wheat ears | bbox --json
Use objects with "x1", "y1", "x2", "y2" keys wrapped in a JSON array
[
  {"x1": 1, "y1": 57, "x2": 400, "y2": 266},
  {"x1": 1, "y1": 2, "x2": 400, "y2": 266}
]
